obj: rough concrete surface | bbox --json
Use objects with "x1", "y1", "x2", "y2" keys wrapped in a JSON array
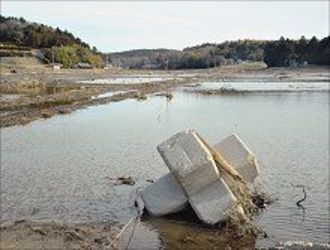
[
  {"x1": 214, "y1": 134, "x2": 259, "y2": 183},
  {"x1": 189, "y1": 179, "x2": 237, "y2": 224},
  {"x1": 157, "y1": 130, "x2": 220, "y2": 196},
  {"x1": 141, "y1": 173, "x2": 187, "y2": 216}
]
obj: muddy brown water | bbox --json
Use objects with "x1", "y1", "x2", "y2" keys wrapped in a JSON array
[{"x1": 1, "y1": 85, "x2": 329, "y2": 248}]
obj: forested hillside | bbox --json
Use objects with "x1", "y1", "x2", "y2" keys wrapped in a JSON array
[
  {"x1": 111, "y1": 37, "x2": 330, "y2": 69},
  {"x1": 0, "y1": 15, "x2": 104, "y2": 68}
]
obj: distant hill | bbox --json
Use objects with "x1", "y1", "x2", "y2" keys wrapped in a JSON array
[
  {"x1": 110, "y1": 49, "x2": 182, "y2": 69},
  {"x1": 111, "y1": 37, "x2": 330, "y2": 69},
  {"x1": 109, "y1": 43, "x2": 264, "y2": 70}
]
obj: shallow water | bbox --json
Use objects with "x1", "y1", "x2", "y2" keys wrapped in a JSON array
[{"x1": 1, "y1": 87, "x2": 329, "y2": 248}]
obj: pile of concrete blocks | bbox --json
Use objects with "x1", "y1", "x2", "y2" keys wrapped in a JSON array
[{"x1": 141, "y1": 130, "x2": 259, "y2": 225}]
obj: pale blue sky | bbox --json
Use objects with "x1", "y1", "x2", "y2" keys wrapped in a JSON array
[{"x1": 2, "y1": 1, "x2": 329, "y2": 52}]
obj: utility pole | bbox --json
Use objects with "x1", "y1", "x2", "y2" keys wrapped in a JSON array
[{"x1": 52, "y1": 47, "x2": 55, "y2": 65}]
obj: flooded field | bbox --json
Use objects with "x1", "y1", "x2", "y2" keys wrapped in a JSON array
[{"x1": 1, "y1": 83, "x2": 329, "y2": 248}]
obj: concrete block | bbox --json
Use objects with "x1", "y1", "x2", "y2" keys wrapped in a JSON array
[
  {"x1": 142, "y1": 132, "x2": 258, "y2": 222},
  {"x1": 189, "y1": 179, "x2": 237, "y2": 224},
  {"x1": 214, "y1": 134, "x2": 259, "y2": 183},
  {"x1": 140, "y1": 173, "x2": 187, "y2": 216},
  {"x1": 157, "y1": 130, "x2": 220, "y2": 196}
]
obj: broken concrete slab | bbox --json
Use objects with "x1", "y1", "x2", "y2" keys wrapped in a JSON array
[
  {"x1": 142, "y1": 131, "x2": 260, "y2": 224},
  {"x1": 141, "y1": 173, "x2": 187, "y2": 217},
  {"x1": 157, "y1": 130, "x2": 237, "y2": 225},
  {"x1": 157, "y1": 130, "x2": 220, "y2": 196},
  {"x1": 214, "y1": 134, "x2": 259, "y2": 183},
  {"x1": 189, "y1": 179, "x2": 237, "y2": 224}
]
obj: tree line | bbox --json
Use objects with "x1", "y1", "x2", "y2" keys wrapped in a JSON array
[
  {"x1": 264, "y1": 36, "x2": 330, "y2": 67},
  {"x1": 111, "y1": 36, "x2": 330, "y2": 69}
]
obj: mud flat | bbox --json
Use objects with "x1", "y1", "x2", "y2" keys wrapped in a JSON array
[
  {"x1": 204, "y1": 64, "x2": 330, "y2": 82},
  {"x1": 183, "y1": 81, "x2": 330, "y2": 95},
  {"x1": 0, "y1": 217, "x2": 256, "y2": 250}
]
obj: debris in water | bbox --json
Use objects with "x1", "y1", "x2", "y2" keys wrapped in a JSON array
[
  {"x1": 106, "y1": 176, "x2": 135, "y2": 186},
  {"x1": 295, "y1": 184, "x2": 307, "y2": 207},
  {"x1": 155, "y1": 92, "x2": 173, "y2": 100},
  {"x1": 141, "y1": 130, "x2": 271, "y2": 233}
]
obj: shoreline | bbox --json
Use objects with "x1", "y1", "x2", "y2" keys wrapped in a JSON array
[{"x1": 1, "y1": 219, "x2": 329, "y2": 250}]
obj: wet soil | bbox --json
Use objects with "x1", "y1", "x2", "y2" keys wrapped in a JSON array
[
  {"x1": 150, "y1": 218, "x2": 256, "y2": 250},
  {"x1": 145, "y1": 205, "x2": 258, "y2": 250},
  {"x1": 0, "y1": 218, "x2": 257, "y2": 250},
  {"x1": 0, "y1": 220, "x2": 119, "y2": 250}
]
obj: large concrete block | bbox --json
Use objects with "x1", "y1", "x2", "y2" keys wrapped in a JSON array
[
  {"x1": 142, "y1": 132, "x2": 259, "y2": 223},
  {"x1": 214, "y1": 134, "x2": 259, "y2": 183},
  {"x1": 140, "y1": 173, "x2": 187, "y2": 216},
  {"x1": 157, "y1": 130, "x2": 220, "y2": 196},
  {"x1": 189, "y1": 179, "x2": 237, "y2": 224}
]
